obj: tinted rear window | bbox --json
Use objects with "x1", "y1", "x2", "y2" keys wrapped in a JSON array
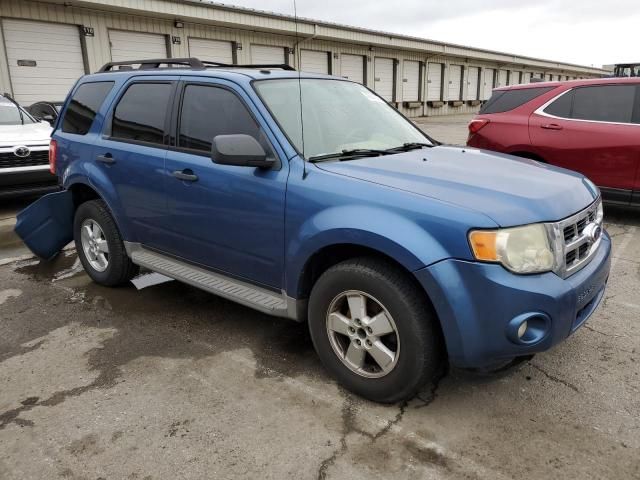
[
  {"x1": 480, "y1": 86, "x2": 554, "y2": 114},
  {"x1": 111, "y1": 83, "x2": 173, "y2": 145},
  {"x1": 62, "y1": 82, "x2": 114, "y2": 135}
]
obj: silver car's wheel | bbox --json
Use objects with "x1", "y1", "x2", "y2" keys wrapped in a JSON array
[
  {"x1": 326, "y1": 290, "x2": 400, "y2": 378},
  {"x1": 80, "y1": 218, "x2": 110, "y2": 272}
]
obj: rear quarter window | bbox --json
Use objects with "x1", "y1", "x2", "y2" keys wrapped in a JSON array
[
  {"x1": 62, "y1": 82, "x2": 114, "y2": 135},
  {"x1": 480, "y1": 86, "x2": 554, "y2": 114}
]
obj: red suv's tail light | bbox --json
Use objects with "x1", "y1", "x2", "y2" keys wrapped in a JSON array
[
  {"x1": 49, "y1": 139, "x2": 57, "y2": 174},
  {"x1": 468, "y1": 119, "x2": 490, "y2": 134}
]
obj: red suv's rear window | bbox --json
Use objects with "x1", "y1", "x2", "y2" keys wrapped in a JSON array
[{"x1": 480, "y1": 86, "x2": 554, "y2": 114}]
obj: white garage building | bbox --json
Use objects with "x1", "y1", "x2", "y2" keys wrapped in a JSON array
[{"x1": 0, "y1": 0, "x2": 605, "y2": 117}]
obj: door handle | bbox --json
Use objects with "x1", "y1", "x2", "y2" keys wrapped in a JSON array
[
  {"x1": 172, "y1": 169, "x2": 198, "y2": 182},
  {"x1": 96, "y1": 154, "x2": 116, "y2": 164},
  {"x1": 541, "y1": 123, "x2": 563, "y2": 130}
]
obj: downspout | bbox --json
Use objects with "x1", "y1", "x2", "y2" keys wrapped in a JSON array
[{"x1": 292, "y1": 24, "x2": 319, "y2": 68}]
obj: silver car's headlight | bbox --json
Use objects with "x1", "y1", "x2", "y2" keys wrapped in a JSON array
[{"x1": 469, "y1": 224, "x2": 555, "y2": 274}]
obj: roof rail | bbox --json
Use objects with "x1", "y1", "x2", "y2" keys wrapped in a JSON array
[
  {"x1": 98, "y1": 57, "x2": 296, "y2": 73},
  {"x1": 98, "y1": 58, "x2": 205, "y2": 72},
  {"x1": 201, "y1": 61, "x2": 296, "y2": 71}
]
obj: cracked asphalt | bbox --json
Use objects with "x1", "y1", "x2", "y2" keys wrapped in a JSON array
[{"x1": 1, "y1": 119, "x2": 639, "y2": 479}]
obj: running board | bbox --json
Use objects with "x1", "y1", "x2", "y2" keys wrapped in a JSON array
[{"x1": 124, "y1": 242, "x2": 301, "y2": 320}]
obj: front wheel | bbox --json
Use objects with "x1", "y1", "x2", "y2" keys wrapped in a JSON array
[{"x1": 308, "y1": 257, "x2": 444, "y2": 403}]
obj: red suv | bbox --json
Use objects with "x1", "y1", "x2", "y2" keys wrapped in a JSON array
[{"x1": 467, "y1": 78, "x2": 640, "y2": 206}]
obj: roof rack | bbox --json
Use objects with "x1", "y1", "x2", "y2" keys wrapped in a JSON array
[{"x1": 98, "y1": 57, "x2": 295, "y2": 72}]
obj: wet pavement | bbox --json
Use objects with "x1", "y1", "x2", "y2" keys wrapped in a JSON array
[{"x1": 0, "y1": 123, "x2": 639, "y2": 478}]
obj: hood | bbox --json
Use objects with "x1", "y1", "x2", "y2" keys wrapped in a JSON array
[
  {"x1": 315, "y1": 146, "x2": 598, "y2": 226},
  {"x1": 0, "y1": 122, "x2": 52, "y2": 146}
]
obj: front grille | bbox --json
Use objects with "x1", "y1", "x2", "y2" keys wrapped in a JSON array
[
  {"x1": 554, "y1": 199, "x2": 603, "y2": 278},
  {"x1": 0, "y1": 150, "x2": 49, "y2": 168}
]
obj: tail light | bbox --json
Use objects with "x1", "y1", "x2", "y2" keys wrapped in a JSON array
[
  {"x1": 49, "y1": 139, "x2": 57, "y2": 174},
  {"x1": 468, "y1": 119, "x2": 490, "y2": 135}
]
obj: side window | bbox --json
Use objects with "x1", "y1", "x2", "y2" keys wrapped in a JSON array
[
  {"x1": 111, "y1": 83, "x2": 173, "y2": 145},
  {"x1": 572, "y1": 85, "x2": 636, "y2": 123},
  {"x1": 479, "y1": 87, "x2": 554, "y2": 114},
  {"x1": 178, "y1": 85, "x2": 270, "y2": 155},
  {"x1": 544, "y1": 90, "x2": 574, "y2": 118},
  {"x1": 62, "y1": 82, "x2": 114, "y2": 135}
]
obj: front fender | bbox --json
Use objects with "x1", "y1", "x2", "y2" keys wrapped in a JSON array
[{"x1": 285, "y1": 205, "x2": 450, "y2": 295}]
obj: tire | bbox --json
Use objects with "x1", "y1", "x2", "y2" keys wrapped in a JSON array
[
  {"x1": 308, "y1": 257, "x2": 444, "y2": 403},
  {"x1": 73, "y1": 199, "x2": 138, "y2": 286}
]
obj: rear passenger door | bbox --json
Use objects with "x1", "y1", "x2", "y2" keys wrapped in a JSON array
[
  {"x1": 94, "y1": 77, "x2": 177, "y2": 249},
  {"x1": 162, "y1": 79, "x2": 287, "y2": 289},
  {"x1": 530, "y1": 84, "x2": 640, "y2": 203}
]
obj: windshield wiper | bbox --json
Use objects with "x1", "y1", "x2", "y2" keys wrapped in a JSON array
[
  {"x1": 384, "y1": 142, "x2": 433, "y2": 153},
  {"x1": 308, "y1": 148, "x2": 389, "y2": 163},
  {"x1": 2, "y1": 92, "x2": 24, "y2": 125}
]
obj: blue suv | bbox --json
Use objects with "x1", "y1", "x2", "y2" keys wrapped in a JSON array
[{"x1": 17, "y1": 58, "x2": 611, "y2": 403}]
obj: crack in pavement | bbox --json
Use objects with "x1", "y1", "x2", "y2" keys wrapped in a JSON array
[
  {"x1": 583, "y1": 324, "x2": 630, "y2": 338},
  {"x1": 529, "y1": 362, "x2": 579, "y2": 393},
  {"x1": 316, "y1": 374, "x2": 443, "y2": 479}
]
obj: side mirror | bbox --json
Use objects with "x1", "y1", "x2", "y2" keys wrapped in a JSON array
[
  {"x1": 42, "y1": 114, "x2": 55, "y2": 125},
  {"x1": 211, "y1": 134, "x2": 274, "y2": 168}
]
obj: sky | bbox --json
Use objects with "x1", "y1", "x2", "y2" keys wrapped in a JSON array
[{"x1": 218, "y1": 0, "x2": 639, "y2": 67}]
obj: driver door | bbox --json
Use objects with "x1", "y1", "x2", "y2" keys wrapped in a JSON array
[{"x1": 162, "y1": 79, "x2": 288, "y2": 289}]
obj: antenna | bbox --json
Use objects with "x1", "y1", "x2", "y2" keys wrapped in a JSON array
[{"x1": 293, "y1": 0, "x2": 308, "y2": 179}]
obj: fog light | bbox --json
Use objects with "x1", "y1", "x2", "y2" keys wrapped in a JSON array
[
  {"x1": 506, "y1": 312, "x2": 551, "y2": 345},
  {"x1": 517, "y1": 321, "x2": 528, "y2": 339}
]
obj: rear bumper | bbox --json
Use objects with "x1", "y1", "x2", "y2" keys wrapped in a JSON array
[
  {"x1": 0, "y1": 166, "x2": 58, "y2": 198},
  {"x1": 415, "y1": 231, "x2": 611, "y2": 368}
]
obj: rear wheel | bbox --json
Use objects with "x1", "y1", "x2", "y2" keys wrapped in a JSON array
[
  {"x1": 308, "y1": 257, "x2": 444, "y2": 403},
  {"x1": 74, "y1": 200, "x2": 138, "y2": 286}
]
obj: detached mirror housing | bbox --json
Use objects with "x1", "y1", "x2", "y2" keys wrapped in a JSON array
[{"x1": 211, "y1": 134, "x2": 274, "y2": 168}]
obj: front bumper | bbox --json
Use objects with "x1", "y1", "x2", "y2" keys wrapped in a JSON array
[{"x1": 415, "y1": 231, "x2": 611, "y2": 368}]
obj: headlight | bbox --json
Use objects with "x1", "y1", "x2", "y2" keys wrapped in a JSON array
[{"x1": 469, "y1": 224, "x2": 555, "y2": 274}]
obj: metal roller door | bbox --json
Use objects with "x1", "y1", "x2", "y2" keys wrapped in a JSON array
[
  {"x1": 2, "y1": 19, "x2": 86, "y2": 104},
  {"x1": 509, "y1": 70, "x2": 521, "y2": 85},
  {"x1": 466, "y1": 66, "x2": 480, "y2": 100},
  {"x1": 402, "y1": 60, "x2": 421, "y2": 101},
  {"x1": 188, "y1": 38, "x2": 234, "y2": 64},
  {"x1": 496, "y1": 69, "x2": 508, "y2": 87},
  {"x1": 374, "y1": 57, "x2": 395, "y2": 102},
  {"x1": 340, "y1": 54, "x2": 365, "y2": 84},
  {"x1": 482, "y1": 68, "x2": 495, "y2": 100},
  {"x1": 251, "y1": 45, "x2": 285, "y2": 64},
  {"x1": 426, "y1": 63, "x2": 443, "y2": 101},
  {"x1": 447, "y1": 64, "x2": 463, "y2": 101},
  {"x1": 300, "y1": 50, "x2": 330, "y2": 74},
  {"x1": 109, "y1": 30, "x2": 168, "y2": 62}
]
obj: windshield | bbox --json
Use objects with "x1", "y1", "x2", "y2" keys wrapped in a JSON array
[
  {"x1": 254, "y1": 79, "x2": 431, "y2": 159},
  {"x1": 0, "y1": 96, "x2": 36, "y2": 125}
]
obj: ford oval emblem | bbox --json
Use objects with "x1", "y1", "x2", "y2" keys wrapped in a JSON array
[
  {"x1": 583, "y1": 223, "x2": 602, "y2": 243},
  {"x1": 13, "y1": 146, "x2": 30, "y2": 158}
]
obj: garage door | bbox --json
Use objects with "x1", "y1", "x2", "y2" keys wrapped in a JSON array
[
  {"x1": 300, "y1": 50, "x2": 330, "y2": 74},
  {"x1": 447, "y1": 64, "x2": 463, "y2": 101},
  {"x1": 251, "y1": 45, "x2": 285, "y2": 65},
  {"x1": 402, "y1": 60, "x2": 421, "y2": 101},
  {"x1": 2, "y1": 19, "x2": 86, "y2": 105},
  {"x1": 109, "y1": 30, "x2": 168, "y2": 62},
  {"x1": 496, "y1": 69, "x2": 508, "y2": 87},
  {"x1": 482, "y1": 68, "x2": 495, "y2": 100},
  {"x1": 188, "y1": 38, "x2": 234, "y2": 64},
  {"x1": 509, "y1": 70, "x2": 521, "y2": 85},
  {"x1": 466, "y1": 66, "x2": 480, "y2": 100},
  {"x1": 374, "y1": 58, "x2": 395, "y2": 102},
  {"x1": 426, "y1": 63, "x2": 443, "y2": 101},
  {"x1": 340, "y1": 54, "x2": 365, "y2": 84}
]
